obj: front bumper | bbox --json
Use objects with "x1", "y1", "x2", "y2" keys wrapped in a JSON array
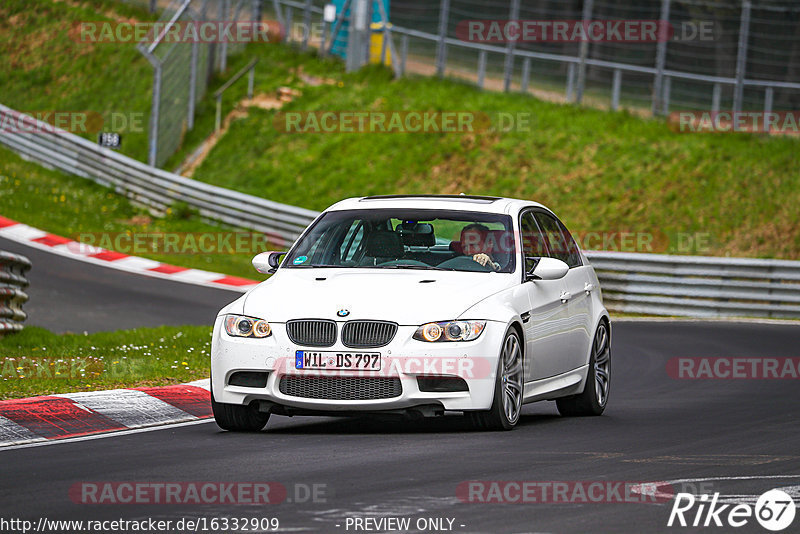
[{"x1": 210, "y1": 316, "x2": 507, "y2": 412}]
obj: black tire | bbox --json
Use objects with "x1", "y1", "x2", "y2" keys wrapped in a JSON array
[
  {"x1": 468, "y1": 328, "x2": 524, "y2": 431},
  {"x1": 211, "y1": 386, "x2": 270, "y2": 432},
  {"x1": 556, "y1": 321, "x2": 610, "y2": 417}
]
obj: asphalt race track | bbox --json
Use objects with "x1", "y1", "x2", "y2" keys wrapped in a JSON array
[{"x1": 2, "y1": 239, "x2": 800, "y2": 533}]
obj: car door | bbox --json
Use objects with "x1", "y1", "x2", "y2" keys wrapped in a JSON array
[
  {"x1": 519, "y1": 210, "x2": 572, "y2": 383},
  {"x1": 533, "y1": 210, "x2": 593, "y2": 373}
]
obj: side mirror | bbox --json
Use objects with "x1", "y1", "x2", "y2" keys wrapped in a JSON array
[
  {"x1": 525, "y1": 257, "x2": 569, "y2": 281},
  {"x1": 253, "y1": 251, "x2": 285, "y2": 274}
]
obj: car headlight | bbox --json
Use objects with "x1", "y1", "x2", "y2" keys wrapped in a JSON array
[
  {"x1": 223, "y1": 314, "x2": 272, "y2": 338},
  {"x1": 413, "y1": 320, "x2": 486, "y2": 342}
]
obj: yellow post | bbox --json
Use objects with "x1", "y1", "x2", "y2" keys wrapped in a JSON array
[{"x1": 370, "y1": 22, "x2": 392, "y2": 65}]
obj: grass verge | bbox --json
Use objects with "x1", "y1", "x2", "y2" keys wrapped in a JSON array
[{"x1": 0, "y1": 325, "x2": 211, "y2": 399}]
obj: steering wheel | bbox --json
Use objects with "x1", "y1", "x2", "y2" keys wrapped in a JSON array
[{"x1": 436, "y1": 255, "x2": 493, "y2": 272}]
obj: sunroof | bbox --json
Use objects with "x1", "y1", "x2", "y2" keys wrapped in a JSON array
[{"x1": 360, "y1": 194, "x2": 500, "y2": 204}]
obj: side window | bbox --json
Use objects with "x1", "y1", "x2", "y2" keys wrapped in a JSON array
[
  {"x1": 520, "y1": 212, "x2": 547, "y2": 273},
  {"x1": 534, "y1": 211, "x2": 581, "y2": 268},
  {"x1": 557, "y1": 219, "x2": 582, "y2": 268}
]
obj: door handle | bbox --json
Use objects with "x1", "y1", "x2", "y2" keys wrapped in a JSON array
[
  {"x1": 560, "y1": 291, "x2": 572, "y2": 303},
  {"x1": 584, "y1": 282, "x2": 595, "y2": 294}
]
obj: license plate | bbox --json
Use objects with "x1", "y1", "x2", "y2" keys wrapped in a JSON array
[{"x1": 295, "y1": 351, "x2": 381, "y2": 370}]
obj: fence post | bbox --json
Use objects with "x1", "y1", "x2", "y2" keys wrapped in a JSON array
[
  {"x1": 566, "y1": 62, "x2": 575, "y2": 102},
  {"x1": 611, "y1": 68, "x2": 621, "y2": 111},
  {"x1": 520, "y1": 57, "x2": 530, "y2": 93},
  {"x1": 285, "y1": 6, "x2": 294, "y2": 44},
  {"x1": 320, "y1": 8, "x2": 329, "y2": 57},
  {"x1": 215, "y1": 94, "x2": 223, "y2": 132},
  {"x1": 652, "y1": 0, "x2": 671, "y2": 116},
  {"x1": 662, "y1": 75, "x2": 672, "y2": 114},
  {"x1": 436, "y1": 0, "x2": 451, "y2": 77},
  {"x1": 253, "y1": 0, "x2": 262, "y2": 23},
  {"x1": 733, "y1": 0, "x2": 751, "y2": 114},
  {"x1": 346, "y1": 0, "x2": 368, "y2": 71},
  {"x1": 711, "y1": 83, "x2": 721, "y2": 113},
  {"x1": 148, "y1": 64, "x2": 162, "y2": 167},
  {"x1": 575, "y1": 0, "x2": 594, "y2": 104},
  {"x1": 400, "y1": 34, "x2": 408, "y2": 77},
  {"x1": 363, "y1": 0, "x2": 373, "y2": 66},
  {"x1": 149, "y1": 0, "x2": 157, "y2": 14},
  {"x1": 220, "y1": 0, "x2": 229, "y2": 71},
  {"x1": 188, "y1": 39, "x2": 198, "y2": 130},
  {"x1": 503, "y1": 0, "x2": 520, "y2": 92},
  {"x1": 302, "y1": 0, "x2": 312, "y2": 50},
  {"x1": 764, "y1": 87, "x2": 773, "y2": 115},
  {"x1": 477, "y1": 49, "x2": 487, "y2": 89},
  {"x1": 248, "y1": 66, "x2": 256, "y2": 99},
  {"x1": 375, "y1": 0, "x2": 401, "y2": 77},
  {"x1": 272, "y1": 0, "x2": 286, "y2": 31}
]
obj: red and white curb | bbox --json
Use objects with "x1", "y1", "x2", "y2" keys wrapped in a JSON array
[
  {"x1": 0, "y1": 215, "x2": 259, "y2": 292},
  {"x1": 0, "y1": 379, "x2": 212, "y2": 447}
]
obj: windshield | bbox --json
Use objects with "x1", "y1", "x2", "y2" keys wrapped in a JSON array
[{"x1": 284, "y1": 209, "x2": 516, "y2": 273}]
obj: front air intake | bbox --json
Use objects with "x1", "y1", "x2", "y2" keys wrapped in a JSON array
[
  {"x1": 286, "y1": 319, "x2": 337, "y2": 347},
  {"x1": 279, "y1": 376, "x2": 402, "y2": 400},
  {"x1": 341, "y1": 320, "x2": 398, "y2": 348}
]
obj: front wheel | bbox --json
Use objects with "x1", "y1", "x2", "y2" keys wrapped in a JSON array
[
  {"x1": 211, "y1": 386, "x2": 270, "y2": 432},
  {"x1": 556, "y1": 321, "x2": 610, "y2": 417},
  {"x1": 468, "y1": 329, "x2": 524, "y2": 430}
]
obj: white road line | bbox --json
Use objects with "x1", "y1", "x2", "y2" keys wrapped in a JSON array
[
  {"x1": 0, "y1": 418, "x2": 216, "y2": 451},
  {"x1": 612, "y1": 317, "x2": 800, "y2": 326}
]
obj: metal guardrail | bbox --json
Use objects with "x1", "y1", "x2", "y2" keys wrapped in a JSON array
[
  {"x1": 0, "y1": 104, "x2": 319, "y2": 246},
  {"x1": 0, "y1": 251, "x2": 31, "y2": 336},
  {"x1": 2, "y1": 103, "x2": 800, "y2": 319},
  {"x1": 586, "y1": 251, "x2": 800, "y2": 319}
]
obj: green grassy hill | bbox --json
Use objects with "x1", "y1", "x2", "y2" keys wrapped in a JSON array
[
  {"x1": 188, "y1": 46, "x2": 800, "y2": 259},
  {"x1": 1, "y1": 0, "x2": 155, "y2": 161}
]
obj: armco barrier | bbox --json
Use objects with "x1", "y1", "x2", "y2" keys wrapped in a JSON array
[
  {"x1": 2, "y1": 104, "x2": 800, "y2": 319},
  {"x1": 588, "y1": 251, "x2": 800, "y2": 319},
  {"x1": 0, "y1": 104, "x2": 319, "y2": 246},
  {"x1": 0, "y1": 250, "x2": 31, "y2": 335}
]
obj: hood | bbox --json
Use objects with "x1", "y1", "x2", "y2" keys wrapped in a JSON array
[{"x1": 242, "y1": 268, "x2": 514, "y2": 324}]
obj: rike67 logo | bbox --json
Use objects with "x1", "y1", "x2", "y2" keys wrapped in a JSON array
[{"x1": 668, "y1": 490, "x2": 796, "y2": 531}]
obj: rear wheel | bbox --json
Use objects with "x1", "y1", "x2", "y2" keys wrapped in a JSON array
[
  {"x1": 211, "y1": 384, "x2": 270, "y2": 432},
  {"x1": 469, "y1": 329, "x2": 524, "y2": 431},
  {"x1": 556, "y1": 321, "x2": 610, "y2": 416}
]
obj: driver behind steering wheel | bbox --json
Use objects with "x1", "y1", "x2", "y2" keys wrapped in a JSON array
[{"x1": 460, "y1": 224, "x2": 501, "y2": 271}]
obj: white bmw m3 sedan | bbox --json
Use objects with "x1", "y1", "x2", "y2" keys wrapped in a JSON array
[{"x1": 210, "y1": 195, "x2": 610, "y2": 431}]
